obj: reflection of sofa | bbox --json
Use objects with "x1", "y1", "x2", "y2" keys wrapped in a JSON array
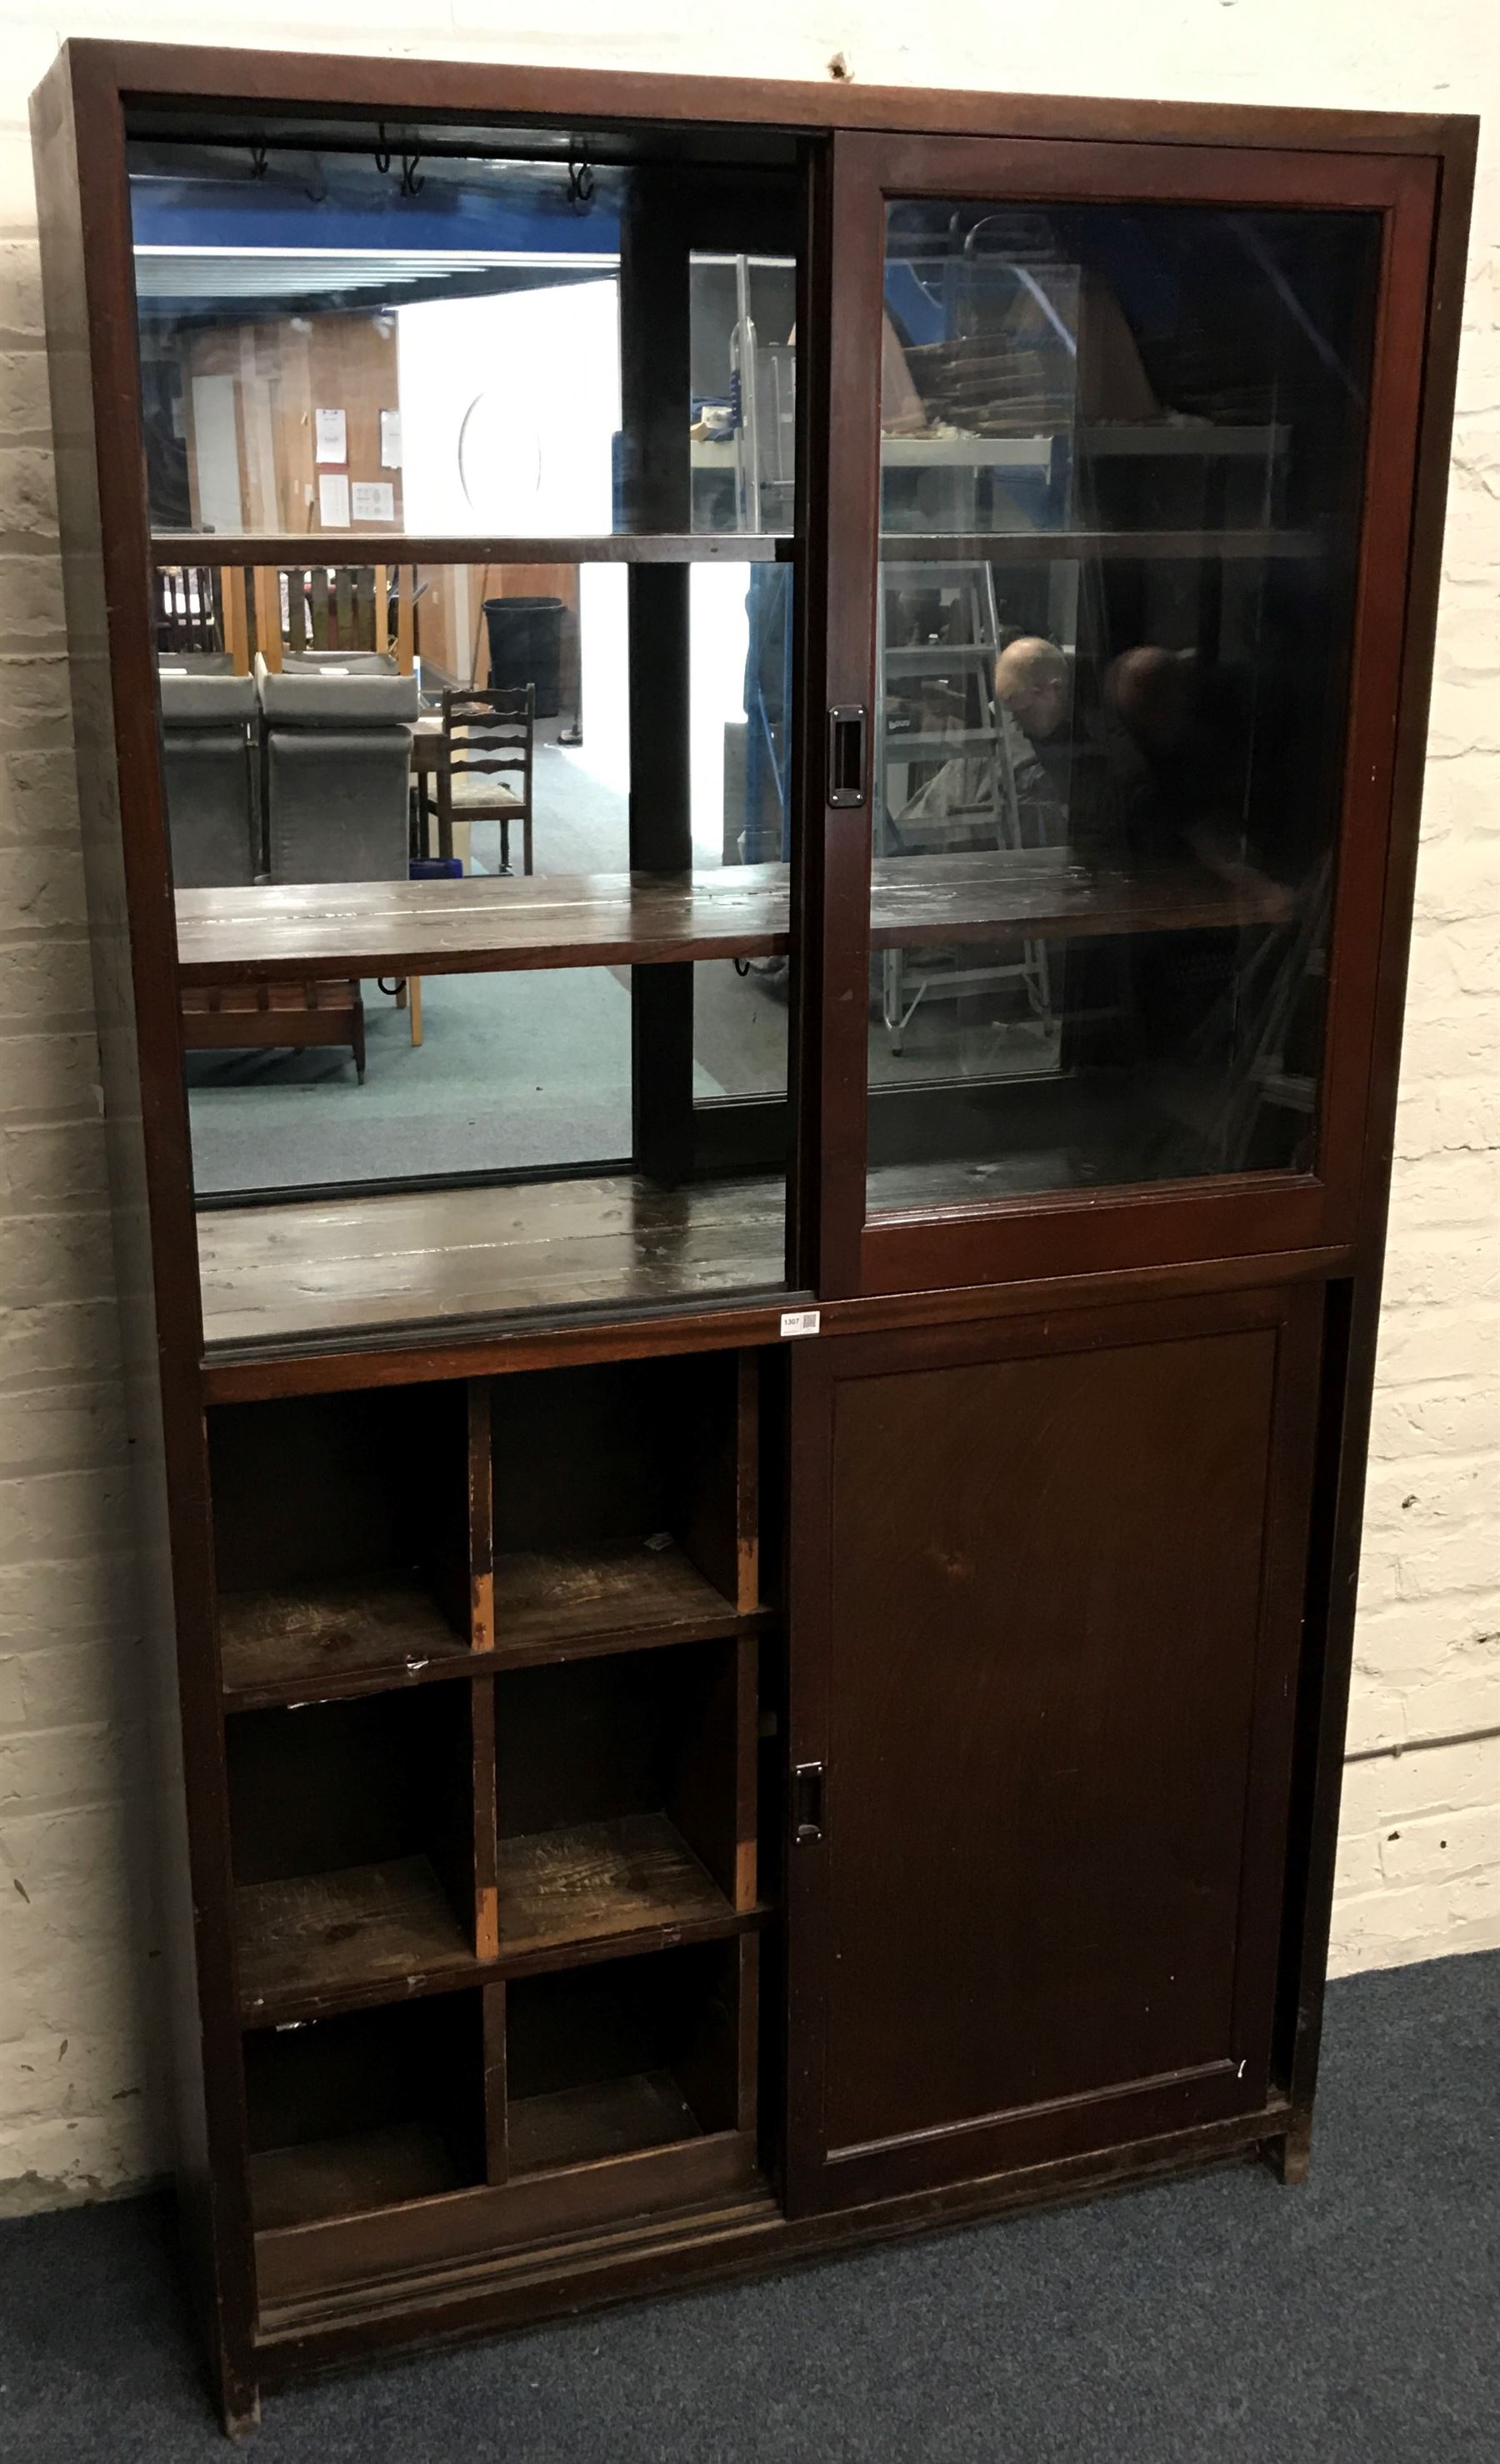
[
  {"x1": 158, "y1": 658, "x2": 258, "y2": 888},
  {"x1": 256, "y1": 651, "x2": 418, "y2": 885},
  {"x1": 161, "y1": 653, "x2": 372, "y2": 1083}
]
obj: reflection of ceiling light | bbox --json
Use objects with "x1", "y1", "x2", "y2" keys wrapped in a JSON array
[{"x1": 132, "y1": 246, "x2": 619, "y2": 301}]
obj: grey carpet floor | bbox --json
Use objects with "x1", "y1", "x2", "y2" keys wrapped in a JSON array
[{"x1": 0, "y1": 1952, "x2": 1494, "y2": 2462}]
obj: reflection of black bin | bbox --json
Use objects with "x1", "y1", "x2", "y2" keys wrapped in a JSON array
[{"x1": 483, "y1": 596, "x2": 562, "y2": 718}]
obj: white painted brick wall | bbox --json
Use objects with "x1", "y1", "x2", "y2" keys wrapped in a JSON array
[{"x1": 0, "y1": 2, "x2": 1494, "y2": 2215}]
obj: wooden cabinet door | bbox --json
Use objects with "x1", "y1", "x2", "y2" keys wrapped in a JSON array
[
  {"x1": 783, "y1": 1285, "x2": 1322, "y2": 2212},
  {"x1": 805, "y1": 129, "x2": 1438, "y2": 1300}
]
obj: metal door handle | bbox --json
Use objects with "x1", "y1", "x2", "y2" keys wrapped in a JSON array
[
  {"x1": 827, "y1": 706, "x2": 867, "y2": 807},
  {"x1": 793, "y1": 1761, "x2": 826, "y2": 1843}
]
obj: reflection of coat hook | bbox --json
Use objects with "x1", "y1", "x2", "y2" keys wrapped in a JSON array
[
  {"x1": 374, "y1": 124, "x2": 392, "y2": 175},
  {"x1": 566, "y1": 156, "x2": 595, "y2": 212},
  {"x1": 400, "y1": 151, "x2": 424, "y2": 197},
  {"x1": 248, "y1": 142, "x2": 268, "y2": 180}
]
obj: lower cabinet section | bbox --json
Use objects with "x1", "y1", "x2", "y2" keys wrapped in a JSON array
[
  {"x1": 249, "y1": 1942, "x2": 761, "y2": 2311},
  {"x1": 216, "y1": 1291, "x2": 1325, "y2": 2347},
  {"x1": 246, "y1": 1996, "x2": 488, "y2": 2234}
]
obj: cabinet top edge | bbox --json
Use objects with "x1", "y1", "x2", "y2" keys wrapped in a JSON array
[{"x1": 38, "y1": 39, "x2": 1478, "y2": 164}]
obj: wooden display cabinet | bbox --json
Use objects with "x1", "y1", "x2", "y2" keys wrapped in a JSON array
[{"x1": 30, "y1": 37, "x2": 1473, "y2": 2434}]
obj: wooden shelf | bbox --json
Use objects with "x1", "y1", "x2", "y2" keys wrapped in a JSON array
[
  {"x1": 176, "y1": 854, "x2": 1291, "y2": 987},
  {"x1": 150, "y1": 532, "x2": 790, "y2": 568},
  {"x1": 494, "y1": 1539, "x2": 748, "y2": 1663},
  {"x1": 880, "y1": 527, "x2": 1322, "y2": 564},
  {"x1": 175, "y1": 867, "x2": 789, "y2": 984},
  {"x1": 497, "y1": 1812, "x2": 736, "y2": 1963},
  {"x1": 237, "y1": 1856, "x2": 473, "y2": 2024},
  {"x1": 198, "y1": 1172, "x2": 788, "y2": 1355},
  {"x1": 250, "y1": 2121, "x2": 462, "y2": 2231},
  {"x1": 508, "y1": 2072, "x2": 705, "y2": 2176},
  {"x1": 220, "y1": 1578, "x2": 477, "y2": 1708}
]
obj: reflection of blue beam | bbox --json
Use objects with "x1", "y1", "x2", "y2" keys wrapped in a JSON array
[
  {"x1": 883, "y1": 259, "x2": 945, "y2": 345},
  {"x1": 129, "y1": 180, "x2": 623, "y2": 261}
]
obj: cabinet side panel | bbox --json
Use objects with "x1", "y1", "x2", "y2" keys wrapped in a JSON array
[{"x1": 29, "y1": 49, "x2": 257, "y2": 2428}]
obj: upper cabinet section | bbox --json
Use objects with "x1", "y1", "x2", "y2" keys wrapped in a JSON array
[
  {"x1": 34, "y1": 39, "x2": 1463, "y2": 1352},
  {"x1": 122, "y1": 108, "x2": 808, "y2": 1352},
  {"x1": 129, "y1": 135, "x2": 798, "y2": 553},
  {"x1": 813, "y1": 132, "x2": 1440, "y2": 1294}
]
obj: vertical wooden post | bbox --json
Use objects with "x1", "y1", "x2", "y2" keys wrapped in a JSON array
[
  {"x1": 482, "y1": 1980, "x2": 508, "y2": 2185},
  {"x1": 218, "y1": 566, "x2": 252, "y2": 675},
  {"x1": 472, "y1": 1679, "x2": 499, "y2": 1964},
  {"x1": 468, "y1": 1379, "x2": 494, "y2": 1654},
  {"x1": 251, "y1": 567, "x2": 282, "y2": 672},
  {"x1": 395, "y1": 563, "x2": 416, "y2": 674}
]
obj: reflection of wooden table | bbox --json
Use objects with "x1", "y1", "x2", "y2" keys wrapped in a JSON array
[{"x1": 176, "y1": 856, "x2": 1292, "y2": 986}]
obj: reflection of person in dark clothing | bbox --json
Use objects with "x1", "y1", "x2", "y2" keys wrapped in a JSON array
[{"x1": 1102, "y1": 646, "x2": 1292, "y2": 918}]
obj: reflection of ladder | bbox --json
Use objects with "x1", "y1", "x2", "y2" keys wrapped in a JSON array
[{"x1": 876, "y1": 561, "x2": 1052, "y2": 1049}]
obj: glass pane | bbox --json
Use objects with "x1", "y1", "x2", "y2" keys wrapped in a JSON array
[
  {"x1": 161, "y1": 554, "x2": 792, "y2": 1341},
  {"x1": 129, "y1": 143, "x2": 798, "y2": 548},
  {"x1": 690, "y1": 254, "x2": 798, "y2": 535},
  {"x1": 132, "y1": 116, "x2": 802, "y2": 1339},
  {"x1": 868, "y1": 201, "x2": 1378, "y2": 1214}
]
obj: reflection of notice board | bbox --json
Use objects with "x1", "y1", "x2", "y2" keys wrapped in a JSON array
[{"x1": 352, "y1": 481, "x2": 396, "y2": 522}]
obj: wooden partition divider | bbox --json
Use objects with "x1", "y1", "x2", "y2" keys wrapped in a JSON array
[{"x1": 466, "y1": 1380, "x2": 495, "y2": 1654}]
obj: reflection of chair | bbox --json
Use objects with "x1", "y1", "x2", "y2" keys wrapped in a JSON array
[
  {"x1": 434, "y1": 685, "x2": 535, "y2": 877},
  {"x1": 254, "y1": 650, "x2": 422, "y2": 1047},
  {"x1": 158, "y1": 662, "x2": 258, "y2": 888},
  {"x1": 257, "y1": 652, "x2": 418, "y2": 885}
]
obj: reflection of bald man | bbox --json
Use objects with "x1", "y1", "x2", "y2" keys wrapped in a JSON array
[
  {"x1": 891, "y1": 632, "x2": 1071, "y2": 850},
  {"x1": 994, "y1": 637, "x2": 1069, "y2": 746}
]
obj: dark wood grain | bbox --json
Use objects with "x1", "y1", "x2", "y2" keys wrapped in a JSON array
[
  {"x1": 254, "y1": 2130, "x2": 762, "y2": 2310},
  {"x1": 218, "y1": 1579, "x2": 478, "y2": 1708},
  {"x1": 36, "y1": 30, "x2": 1471, "y2": 2422},
  {"x1": 198, "y1": 1246, "x2": 1344, "y2": 1406},
  {"x1": 150, "y1": 532, "x2": 788, "y2": 567},
  {"x1": 252, "y1": 2104, "x2": 1269, "y2": 2369},
  {"x1": 497, "y1": 1812, "x2": 732, "y2": 1959},
  {"x1": 198, "y1": 1174, "x2": 788, "y2": 1353},
  {"x1": 784, "y1": 1287, "x2": 1321, "y2": 2212},
  {"x1": 508, "y1": 2072, "x2": 704, "y2": 2173},
  {"x1": 97, "y1": 35, "x2": 1472, "y2": 156},
  {"x1": 237, "y1": 1857, "x2": 474, "y2": 2024},
  {"x1": 31, "y1": 42, "x2": 261, "y2": 2432},
  {"x1": 1276, "y1": 127, "x2": 1480, "y2": 2123},
  {"x1": 174, "y1": 854, "x2": 1288, "y2": 985},
  {"x1": 493, "y1": 1539, "x2": 748, "y2": 1659},
  {"x1": 251, "y1": 2122, "x2": 461, "y2": 2232},
  {"x1": 880, "y1": 527, "x2": 1323, "y2": 562},
  {"x1": 173, "y1": 868, "x2": 787, "y2": 981}
]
